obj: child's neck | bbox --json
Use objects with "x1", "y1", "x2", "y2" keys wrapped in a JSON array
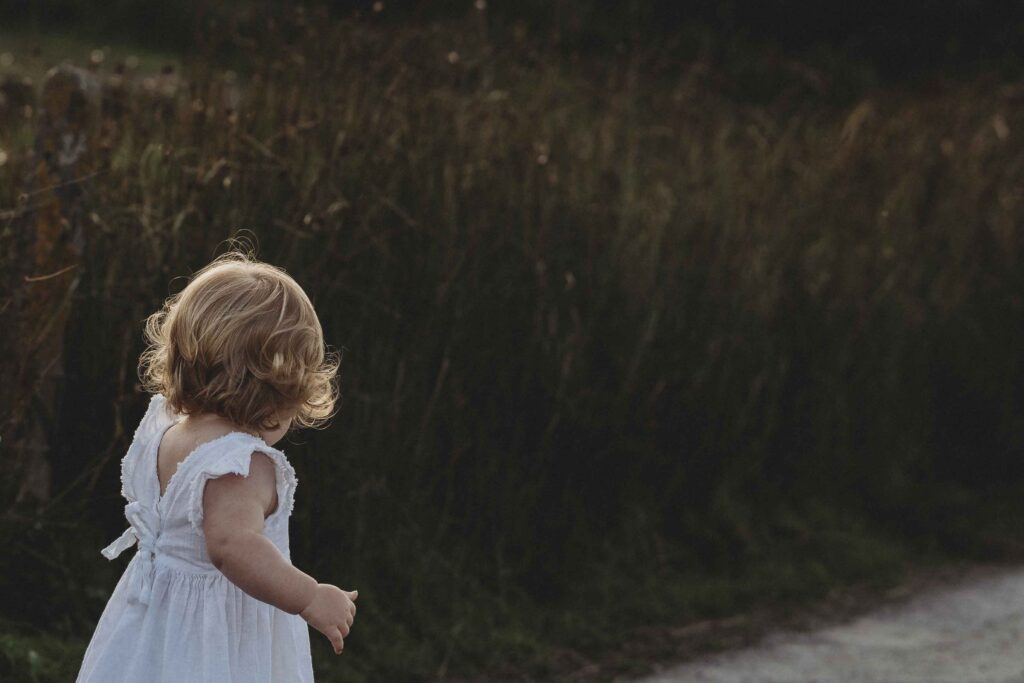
[{"x1": 182, "y1": 412, "x2": 291, "y2": 447}]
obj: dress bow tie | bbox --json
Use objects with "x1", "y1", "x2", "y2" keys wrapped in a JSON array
[{"x1": 101, "y1": 500, "x2": 161, "y2": 605}]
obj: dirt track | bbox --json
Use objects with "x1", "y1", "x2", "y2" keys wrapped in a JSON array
[{"x1": 636, "y1": 565, "x2": 1024, "y2": 683}]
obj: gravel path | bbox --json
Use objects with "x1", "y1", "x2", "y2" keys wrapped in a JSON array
[{"x1": 636, "y1": 566, "x2": 1024, "y2": 683}]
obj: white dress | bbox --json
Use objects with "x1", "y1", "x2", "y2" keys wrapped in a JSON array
[{"x1": 76, "y1": 393, "x2": 315, "y2": 682}]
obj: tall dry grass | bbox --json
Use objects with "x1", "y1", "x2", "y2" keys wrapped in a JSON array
[{"x1": 3, "y1": 6, "x2": 1024, "y2": 680}]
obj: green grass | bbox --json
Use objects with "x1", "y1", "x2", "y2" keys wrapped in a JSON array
[{"x1": 0, "y1": 622, "x2": 88, "y2": 683}]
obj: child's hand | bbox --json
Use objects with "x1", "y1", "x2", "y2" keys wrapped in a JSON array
[{"x1": 299, "y1": 584, "x2": 358, "y2": 655}]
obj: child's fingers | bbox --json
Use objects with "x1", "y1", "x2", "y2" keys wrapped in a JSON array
[
  {"x1": 326, "y1": 625, "x2": 344, "y2": 655},
  {"x1": 348, "y1": 590, "x2": 358, "y2": 601}
]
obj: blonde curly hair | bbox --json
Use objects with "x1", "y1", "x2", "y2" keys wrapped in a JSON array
[{"x1": 139, "y1": 252, "x2": 339, "y2": 432}]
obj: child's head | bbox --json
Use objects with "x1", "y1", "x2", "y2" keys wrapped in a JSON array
[{"x1": 139, "y1": 252, "x2": 339, "y2": 432}]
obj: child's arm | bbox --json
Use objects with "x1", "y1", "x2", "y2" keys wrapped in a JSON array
[{"x1": 202, "y1": 452, "x2": 358, "y2": 654}]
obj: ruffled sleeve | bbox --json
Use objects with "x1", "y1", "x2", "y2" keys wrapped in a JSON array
[
  {"x1": 186, "y1": 435, "x2": 299, "y2": 535},
  {"x1": 119, "y1": 393, "x2": 178, "y2": 503}
]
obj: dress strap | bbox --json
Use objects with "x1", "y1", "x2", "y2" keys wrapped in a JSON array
[
  {"x1": 118, "y1": 393, "x2": 178, "y2": 503},
  {"x1": 184, "y1": 435, "x2": 298, "y2": 535}
]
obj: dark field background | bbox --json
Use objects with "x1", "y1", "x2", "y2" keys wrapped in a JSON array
[{"x1": 4, "y1": 1, "x2": 1024, "y2": 681}]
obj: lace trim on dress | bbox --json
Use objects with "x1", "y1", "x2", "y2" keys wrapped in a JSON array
[
  {"x1": 185, "y1": 436, "x2": 299, "y2": 535},
  {"x1": 255, "y1": 443, "x2": 299, "y2": 520}
]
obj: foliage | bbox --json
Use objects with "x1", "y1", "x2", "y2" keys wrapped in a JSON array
[{"x1": 3, "y1": 5, "x2": 1024, "y2": 680}]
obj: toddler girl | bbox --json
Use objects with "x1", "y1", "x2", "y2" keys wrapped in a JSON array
[{"x1": 77, "y1": 252, "x2": 357, "y2": 682}]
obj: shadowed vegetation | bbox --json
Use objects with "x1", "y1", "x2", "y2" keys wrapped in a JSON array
[{"x1": 3, "y1": 5, "x2": 1024, "y2": 681}]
